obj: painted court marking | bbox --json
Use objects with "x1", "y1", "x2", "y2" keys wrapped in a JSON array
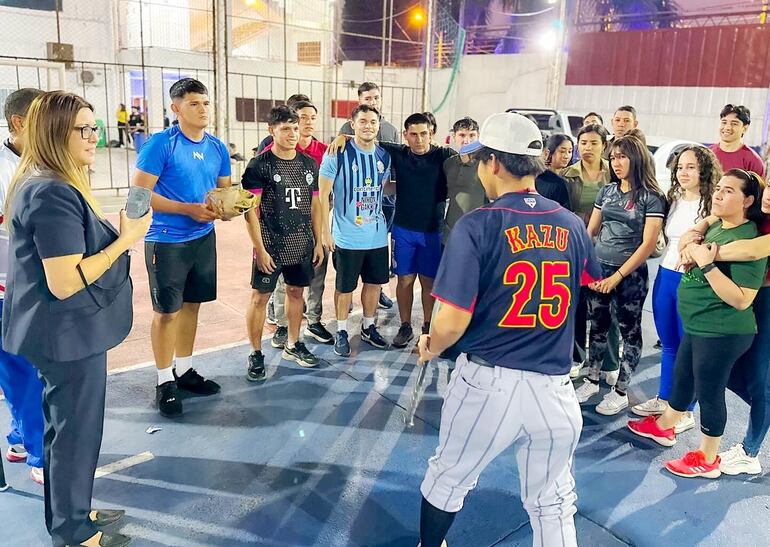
[{"x1": 95, "y1": 451, "x2": 154, "y2": 479}]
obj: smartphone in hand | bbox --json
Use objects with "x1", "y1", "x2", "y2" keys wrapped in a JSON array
[{"x1": 125, "y1": 186, "x2": 152, "y2": 219}]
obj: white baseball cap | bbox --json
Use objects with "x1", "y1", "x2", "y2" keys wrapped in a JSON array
[{"x1": 459, "y1": 112, "x2": 543, "y2": 157}]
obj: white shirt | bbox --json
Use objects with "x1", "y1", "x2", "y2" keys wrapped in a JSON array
[
  {"x1": 661, "y1": 197, "x2": 703, "y2": 271},
  {"x1": 0, "y1": 139, "x2": 22, "y2": 297}
]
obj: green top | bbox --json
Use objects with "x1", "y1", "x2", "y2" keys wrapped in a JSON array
[
  {"x1": 560, "y1": 159, "x2": 611, "y2": 225},
  {"x1": 677, "y1": 220, "x2": 767, "y2": 337}
]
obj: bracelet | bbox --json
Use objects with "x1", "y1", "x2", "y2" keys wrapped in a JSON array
[
  {"x1": 100, "y1": 249, "x2": 114, "y2": 268},
  {"x1": 701, "y1": 262, "x2": 717, "y2": 274},
  {"x1": 616, "y1": 269, "x2": 625, "y2": 279}
]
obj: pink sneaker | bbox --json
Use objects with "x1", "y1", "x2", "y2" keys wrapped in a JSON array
[
  {"x1": 627, "y1": 416, "x2": 676, "y2": 447},
  {"x1": 665, "y1": 450, "x2": 721, "y2": 479},
  {"x1": 6, "y1": 444, "x2": 27, "y2": 463}
]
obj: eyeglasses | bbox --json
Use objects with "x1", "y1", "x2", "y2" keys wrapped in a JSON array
[{"x1": 74, "y1": 125, "x2": 100, "y2": 140}]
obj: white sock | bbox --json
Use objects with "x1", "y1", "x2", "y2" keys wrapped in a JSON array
[
  {"x1": 337, "y1": 319, "x2": 348, "y2": 332},
  {"x1": 286, "y1": 339, "x2": 297, "y2": 350},
  {"x1": 157, "y1": 366, "x2": 175, "y2": 386},
  {"x1": 175, "y1": 355, "x2": 193, "y2": 377},
  {"x1": 362, "y1": 316, "x2": 375, "y2": 329}
]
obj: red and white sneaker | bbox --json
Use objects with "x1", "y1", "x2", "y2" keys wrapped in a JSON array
[
  {"x1": 665, "y1": 450, "x2": 721, "y2": 479},
  {"x1": 627, "y1": 416, "x2": 676, "y2": 447},
  {"x1": 6, "y1": 444, "x2": 27, "y2": 463},
  {"x1": 29, "y1": 467, "x2": 44, "y2": 485}
]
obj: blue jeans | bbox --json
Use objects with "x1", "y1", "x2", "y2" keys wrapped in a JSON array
[
  {"x1": 728, "y1": 286, "x2": 770, "y2": 456},
  {"x1": 0, "y1": 299, "x2": 45, "y2": 468},
  {"x1": 651, "y1": 267, "x2": 695, "y2": 410}
]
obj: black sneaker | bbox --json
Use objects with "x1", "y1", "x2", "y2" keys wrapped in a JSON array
[
  {"x1": 361, "y1": 324, "x2": 388, "y2": 349},
  {"x1": 176, "y1": 368, "x2": 221, "y2": 396},
  {"x1": 378, "y1": 291, "x2": 394, "y2": 310},
  {"x1": 392, "y1": 322, "x2": 414, "y2": 348},
  {"x1": 155, "y1": 381, "x2": 182, "y2": 417},
  {"x1": 304, "y1": 322, "x2": 334, "y2": 344},
  {"x1": 334, "y1": 330, "x2": 351, "y2": 357},
  {"x1": 283, "y1": 342, "x2": 319, "y2": 368},
  {"x1": 271, "y1": 326, "x2": 288, "y2": 349},
  {"x1": 246, "y1": 350, "x2": 266, "y2": 382}
]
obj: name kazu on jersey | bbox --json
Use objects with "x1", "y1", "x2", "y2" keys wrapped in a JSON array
[{"x1": 505, "y1": 223, "x2": 569, "y2": 254}]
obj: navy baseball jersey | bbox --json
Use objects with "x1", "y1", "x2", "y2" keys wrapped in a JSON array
[{"x1": 433, "y1": 190, "x2": 601, "y2": 375}]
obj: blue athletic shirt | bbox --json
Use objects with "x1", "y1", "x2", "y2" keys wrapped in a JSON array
[
  {"x1": 319, "y1": 140, "x2": 391, "y2": 250},
  {"x1": 136, "y1": 125, "x2": 231, "y2": 243},
  {"x1": 433, "y1": 191, "x2": 601, "y2": 376}
]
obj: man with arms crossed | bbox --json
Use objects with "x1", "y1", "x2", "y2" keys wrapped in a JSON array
[
  {"x1": 415, "y1": 113, "x2": 600, "y2": 547},
  {"x1": 133, "y1": 78, "x2": 229, "y2": 418},
  {"x1": 321, "y1": 104, "x2": 392, "y2": 357}
]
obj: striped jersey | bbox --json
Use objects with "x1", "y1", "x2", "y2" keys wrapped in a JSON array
[{"x1": 319, "y1": 140, "x2": 391, "y2": 250}]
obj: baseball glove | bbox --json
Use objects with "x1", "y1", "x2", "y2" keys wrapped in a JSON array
[{"x1": 205, "y1": 187, "x2": 258, "y2": 220}]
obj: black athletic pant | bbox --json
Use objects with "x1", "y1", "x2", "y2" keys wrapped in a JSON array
[
  {"x1": 35, "y1": 352, "x2": 107, "y2": 546},
  {"x1": 669, "y1": 333, "x2": 754, "y2": 437}
]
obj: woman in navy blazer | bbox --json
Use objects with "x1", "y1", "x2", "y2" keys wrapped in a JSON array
[{"x1": 3, "y1": 92, "x2": 151, "y2": 547}]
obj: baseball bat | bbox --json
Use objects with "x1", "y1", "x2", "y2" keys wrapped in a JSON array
[{"x1": 405, "y1": 361, "x2": 430, "y2": 427}]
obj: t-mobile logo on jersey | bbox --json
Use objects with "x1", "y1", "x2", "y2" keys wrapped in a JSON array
[
  {"x1": 285, "y1": 187, "x2": 302, "y2": 209},
  {"x1": 192, "y1": 151, "x2": 204, "y2": 161}
]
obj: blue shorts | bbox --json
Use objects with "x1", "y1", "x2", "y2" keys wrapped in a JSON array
[{"x1": 392, "y1": 225, "x2": 442, "y2": 278}]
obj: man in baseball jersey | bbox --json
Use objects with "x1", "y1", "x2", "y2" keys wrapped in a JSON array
[{"x1": 415, "y1": 113, "x2": 601, "y2": 547}]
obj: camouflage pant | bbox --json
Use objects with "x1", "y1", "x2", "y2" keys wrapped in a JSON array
[{"x1": 586, "y1": 263, "x2": 649, "y2": 392}]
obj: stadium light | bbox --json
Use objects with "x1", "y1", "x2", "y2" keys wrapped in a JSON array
[{"x1": 410, "y1": 7, "x2": 426, "y2": 25}]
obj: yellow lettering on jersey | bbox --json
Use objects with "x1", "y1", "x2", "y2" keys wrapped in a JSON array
[
  {"x1": 540, "y1": 224, "x2": 555, "y2": 249},
  {"x1": 555, "y1": 227, "x2": 569, "y2": 251},
  {"x1": 504, "y1": 226, "x2": 528, "y2": 254},
  {"x1": 525, "y1": 224, "x2": 543, "y2": 248}
]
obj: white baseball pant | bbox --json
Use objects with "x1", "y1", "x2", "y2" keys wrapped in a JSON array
[{"x1": 421, "y1": 354, "x2": 583, "y2": 547}]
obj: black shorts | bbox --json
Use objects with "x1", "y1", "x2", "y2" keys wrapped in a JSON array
[
  {"x1": 145, "y1": 230, "x2": 217, "y2": 314},
  {"x1": 251, "y1": 258, "x2": 314, "y2": 293},
  {"x1": 333, "y1": 246, "x2": 389, "y2": 293}
]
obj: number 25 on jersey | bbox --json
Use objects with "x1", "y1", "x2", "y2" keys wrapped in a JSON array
[{"x1": 498, "y1": 261, "x2": 571, "y2": 330}]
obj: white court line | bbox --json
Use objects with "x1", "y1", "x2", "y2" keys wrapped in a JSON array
[{"x1": 95, "y1": 451, "x2": 154, "y2": 478}]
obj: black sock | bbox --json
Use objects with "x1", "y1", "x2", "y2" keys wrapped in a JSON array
[
  {"x1": 588, "y1": 378, "x2": 600, "y2": 385},
  {"x1": 615, "y1": 388, "x2": 626, "y2": 396},
  {"x1": 420, "y1": 496, "x2": 456, "y2": 547}
]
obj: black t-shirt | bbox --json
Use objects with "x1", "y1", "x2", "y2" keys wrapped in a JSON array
[
  {"x1": 535, "y1": 170, "x2": 572, "y2": 210},
  {"x1": 241, "y1": 151, "x2": 319, "y2": 265},
  {"x1": 380, "y1": 143, "x2": 456, "y2": 233}
]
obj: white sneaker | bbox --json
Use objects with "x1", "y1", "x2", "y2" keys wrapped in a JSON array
[
  {"x1": 631, "y1": 396, "x2": 668, "y2": 417},
  {"x1": 674, "y1": 411, "x2": 696, "y2": 434},
  {"x1": 601, "y1": 369, "x2": 619, "y2": 386},
  {"x1": 574, "y1": 378, "x2": 600, "y2": 403},
  {"x1": 29, "y1": 467, "x2": 44, "y2": 485},
  {"x1": 719, "y1": 444, "x2": 762, "y2": 475},
  {"x1": 596, "y1": 387, "x2": 629, "y2": 415},
  {"x1": 569, "y1": 362, "x2": 583, "y2": 378}
]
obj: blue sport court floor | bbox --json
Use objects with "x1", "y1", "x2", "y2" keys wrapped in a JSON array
[{"x1": 1, "y1": 282, "x2": 769, "y2": 546}]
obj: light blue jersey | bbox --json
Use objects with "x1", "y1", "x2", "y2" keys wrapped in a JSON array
[
  {"x1": 319, "y1": 140, "x2": 391, "y2": 250},
  {"x1": 136, "y1": 125, "x2": 230, "y2": 243}
]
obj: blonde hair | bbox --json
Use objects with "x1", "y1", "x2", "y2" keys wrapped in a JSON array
[{"x1": 6, "y1": 91, "x2": 104, "y2": 228}]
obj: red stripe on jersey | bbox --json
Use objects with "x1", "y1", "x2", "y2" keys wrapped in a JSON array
[
  {"x1": 246, "y1": 188, "x2": 262, "y2": 196},
  {"x1": 432, "y1": 293, "x2": 476, "y2": 314},
  {"x1": 480, "y1": 206, "x2": 562, "y2": 216}
]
